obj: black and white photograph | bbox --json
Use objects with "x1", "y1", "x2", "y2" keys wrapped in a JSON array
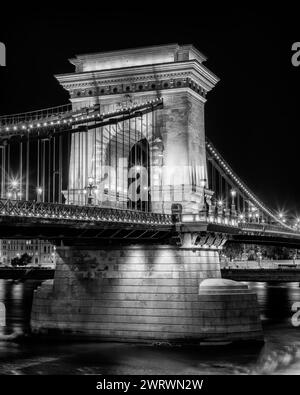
[{"x1": 0, "y1": 4, "x2": 300, "y2": 386}]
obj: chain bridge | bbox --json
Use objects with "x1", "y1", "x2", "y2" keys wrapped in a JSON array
[{"x1": 1, "y1": 43, "x2": 294, "y2": 344}]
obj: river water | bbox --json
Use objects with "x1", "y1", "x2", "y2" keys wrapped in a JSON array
[{"x1": 0, "y1": 279, "x2": 300, "y2": 375}]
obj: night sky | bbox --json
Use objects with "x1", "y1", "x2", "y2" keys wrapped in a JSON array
[{"x1": 0, "y1": 5, "x2": 299, "y2": 215}]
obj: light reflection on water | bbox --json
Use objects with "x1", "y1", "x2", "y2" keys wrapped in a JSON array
[{"x1": 0, "y1": 279, "x2": 300, "y2": 375}]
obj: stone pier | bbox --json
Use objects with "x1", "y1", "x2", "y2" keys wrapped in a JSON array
[{"x1": 31, "y1": 239, "x2": 263, "y2": 343}]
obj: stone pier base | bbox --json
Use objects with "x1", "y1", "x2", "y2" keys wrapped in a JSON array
[{"x1": 31, "y1": 244, "x2": 263, "y2": 343}]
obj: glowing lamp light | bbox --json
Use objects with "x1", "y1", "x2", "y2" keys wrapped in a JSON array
[
  {"x1": 88, "y1": 177, "x2": 94, "y2": 184},
  {"x1": 218, "y1": 200, "x2": 223, "y2": 207},
  {"x1": 230, "y1": 189, "x2": 237, "y2": 197},
  {"x1": 10, "y1": 180, "x2": 18, "y2": 188},
  {"x1": 36, "y1": 187, "x2": 43, "y2": 195}
]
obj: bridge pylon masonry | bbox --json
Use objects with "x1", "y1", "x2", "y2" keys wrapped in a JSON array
[{"x1": 31, "y1": 44, "x2": 263, "y2": 343}]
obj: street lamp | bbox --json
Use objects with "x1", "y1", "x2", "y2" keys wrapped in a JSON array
[
  {"x1": 278, "y1": 211, "x2": 285, "y2": 223},
  {"x1": 230, "y1": 189, "x2": 237, "y2": 217},
  {"x1": 199, "y1": 179, "x2": 207, "y2": 217},
  {"x1": 217, "y1": 199, "x2": 224, "y2": 218},
  {"x1": 36, "y1": 187, "x2": 43, "y2": 202},
  {"x1": 200, "y1": 180, "x2": 206, "y2": 188},
  {"x1": 8, "y1": 178, "x2": 22, "y2": 200},
  {"x1": 85, "y1": 177, "x2": 96, "y2": 205}
]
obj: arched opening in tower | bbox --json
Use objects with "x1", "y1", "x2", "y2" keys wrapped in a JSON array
[{"x1": 128, "y1": 138, "x2": 150, "y2": 212}]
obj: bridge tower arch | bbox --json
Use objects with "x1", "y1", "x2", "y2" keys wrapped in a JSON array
[{"x1": 56, "y1": 44, "x2": 218, "y2": 214}]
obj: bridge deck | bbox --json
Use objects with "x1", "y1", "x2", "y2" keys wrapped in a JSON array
[{"x1": 0, "y1": 200, "x2": 174, "y2": 245}]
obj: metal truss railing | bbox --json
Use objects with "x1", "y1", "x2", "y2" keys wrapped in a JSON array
[
  {"x1": 240, "y1": 222, "x2": 300, "y2": 237},
  {"x1": 0, "y1": 199, "x2": 173, "y2": 226},
  {"x1": 1, "y1": 198, "x2": 300, "y2": 239},
  {"x1": 179, "y1": 212, "x2": 239, "y2": 228},
  {"x1": 179, "y1": 210, "x2": 300, "y2": 237}
]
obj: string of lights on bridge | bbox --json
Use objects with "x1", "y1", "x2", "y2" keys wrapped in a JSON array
[
  {"x1": 0, "y1": 99, "x2": 299, "y2": 233},
  {"x1": 206, "y1": 141, "x2": 300, "y2": 232},
  {"x1": 0, "y1": 98, "x2": 163, "y2": 135}
]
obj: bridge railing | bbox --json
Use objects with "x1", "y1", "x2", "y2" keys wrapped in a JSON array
[
  {"x1": 240, "y1": 221, "x2": 300, "y2": 236},
  {"x1": 221, "y1": 260, "x2": 300, "y2": 270},
  {"x1": 0, "y1": 199, "x2": 173, "y2": 225}
]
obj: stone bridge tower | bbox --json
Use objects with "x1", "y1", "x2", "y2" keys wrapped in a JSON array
[
  {"x1": 31, "y1": 45, "x2": 262, "y2": 344},
  {"x1": 56, "y1": 44, "x2": 218, "y2": 213}
]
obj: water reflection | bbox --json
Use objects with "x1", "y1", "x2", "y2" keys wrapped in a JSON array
[
  {"x1": 0, "y1": 279, "x2": 299, "y2": 374},
  {"x1": 0, "y1": 279, "x2": 42, "y2": 336},
  {"x1": 248, "y1": 282, "x2": 300, "y2": 323}
]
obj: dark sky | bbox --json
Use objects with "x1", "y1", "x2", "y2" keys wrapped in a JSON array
[{"x1": 0, "y1": 5, "x2": 299, "y2": 215}]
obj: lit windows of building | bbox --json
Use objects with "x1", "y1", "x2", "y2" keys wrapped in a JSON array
[{"x1": 0, "y1": 239, "x2": 56, "y2": 268}]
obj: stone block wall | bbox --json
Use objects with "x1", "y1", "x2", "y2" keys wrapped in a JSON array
[{"x1": 31, "y1": 244, "x2": 262, "y2": 343}]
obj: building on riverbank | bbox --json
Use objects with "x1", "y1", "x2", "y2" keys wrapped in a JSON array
[{"x1": 0, "y1": 240, "x2": 56, "y2": 268}]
